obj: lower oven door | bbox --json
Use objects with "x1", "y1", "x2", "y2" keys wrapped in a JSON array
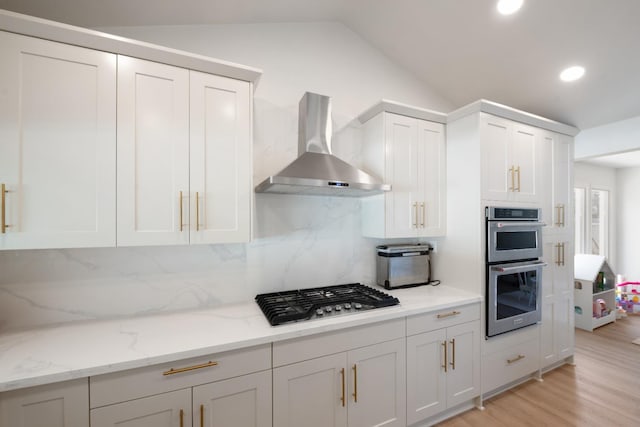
[{"x1": 487, "y1": 260, "x2": 546, "y2": 337}]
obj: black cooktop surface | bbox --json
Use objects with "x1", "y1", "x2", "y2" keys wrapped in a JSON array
[{"x1": 255, "y1": 283, "x2": 400, "y2": 326}]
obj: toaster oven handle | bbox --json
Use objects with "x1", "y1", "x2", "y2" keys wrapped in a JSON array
[{"x1": 491, "y1": 261, "x2": 547, "y2": 272}]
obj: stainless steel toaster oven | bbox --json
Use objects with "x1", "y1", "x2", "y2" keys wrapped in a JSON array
[{"x1": 376, "y1": 244, "x2": 432, "y2": 289}]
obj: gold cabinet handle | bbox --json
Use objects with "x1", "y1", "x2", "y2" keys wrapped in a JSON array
[
  {"x1": 450, "y1": 338, "x2": 456, "y2": 370},
  {"x1": 179, "y1": 191, "x2": 184, "y2": 232},
  {"x1": 442, "y1": 341, "x2": 448, "y2": 373},
  {"x1": 200, "y1": 404, "x2": 204, "y2": 427},
  {"x1": 413, "y1": 202, "x2": 418, "y2": 228},
  {"x1": 179, "y1": 409, "x2": 184, "y2": 427},
  {"x1": 561, "y1": 242, "x2": 565, "y2": 266},
  {"x1": 352, "y1": 364, "x2": 358, "y2": 403},
  {"x1": 515, "y1": 166, "x2": 521, "y2": 192},
  {"x1": 437, "y1": 310, "x2": 461, "y2": 319},
  {"x1": 1, "y1": 183, "x2": 10, "y2": 234},
  {"x1": 507, "y1": 354, "x2": 525, "y2": 364},
  {"x1": 420, "y1": 202, "x2": 425, "y2": 228},
  {"x1": 195, "y1": 191, "x2": 200, "y2": 232},
  {"x1": 511, "y1": 166, "x2": 515, "y2": 191},
  {"x1": 555, "y1": 243, "x2": 561, "y2": 266},
  {"x1": 340, "y1": 368, "x2": 346, "y2": 407},
  {"x1": 561, "y1": 204, "x2": 565, "y2": 227},
  {"x1": 163, "y1": 360, "x2": 218, "y2": 376}
]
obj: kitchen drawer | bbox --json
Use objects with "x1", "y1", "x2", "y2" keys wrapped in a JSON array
[
  {"x1": 406, "y1": 303, "x2": 480, "y2": 336},
  {"x1": 273, "y1": 318, "x2": 404, "y2": 367},
  {"x1": 481, "y1": 338, "x2": 540, "y2": 393},
  {"x1": 90, "y1": 344, "x2": 270, "y2": 408}
]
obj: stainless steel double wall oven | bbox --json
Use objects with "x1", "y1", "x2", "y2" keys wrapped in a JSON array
[{"x1": 486, "y1": 207, "x2": 546, "y2": 337}]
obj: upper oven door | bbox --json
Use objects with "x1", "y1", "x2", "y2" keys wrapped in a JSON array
[{"x1": 487, "y1": 220, "x2": 544, "y2": 263}]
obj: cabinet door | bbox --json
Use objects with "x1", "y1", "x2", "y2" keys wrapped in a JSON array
[
  {"x1": 116, "y1": 56, "x2": 189, "y2": 246},
  {"x1": 510, "y1": 123, "x2": 539, "y2": 203},
  {"x1": 416, "y1": 120, "x2": 446, "y2": 236},
  {"x1": 384, "y1": 113, "x2": 419, "y2": 238},
  {"x1": 541, "y1": 240, "x2": 574, "y2": 367},
  {"x1": 90, "y1": 389, "x2": 190, "y2": 427},
  {"x1": 0, "y1": 379, "x2": 89, "y2": 427},
  {"x1": 554, "y1": 135, "x2": 572, "y2": 231},
  {"x1": 480, "y1": 114, "x2": 510, "y2": 201},
  {"x1": 406, "y1": 329, "x2": 447, "y2": 424},
  {"x1": 541, "y1": 130, "x2": 572, "y2": 231},
  {"x1": 347, "y1": 338, "x2": 406, "y2": 427},
  {"x1": 194, "y1": 370, "x2": 271, "y2": 427},
  {"x1": 445, "y1": 321, "x2": 481, "y2": 408},
  {"x1": 273, "y1": 353, "x2": 347, "y2": 427},
  {"x1": 0, "y1": 32, "x2": 116, "y2": 250},
  {"x1": 189, "y1": 71, "x2": 251, "y2": 244}
]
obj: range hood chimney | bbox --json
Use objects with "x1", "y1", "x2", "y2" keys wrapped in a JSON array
[{"x1": 255, "y1": 92, "x2": 390, "y2": 196}]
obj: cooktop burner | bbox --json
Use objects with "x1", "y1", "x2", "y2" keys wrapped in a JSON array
[{"x1": 255, "y1": 283, "x2": 400, "y2": 326}]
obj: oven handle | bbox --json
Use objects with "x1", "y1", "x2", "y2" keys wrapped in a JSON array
[
  {"x1": 494, "y1": 221, "x2": 546, "y2": 228},
  {"x1": 491, "y1": 261, "x2": 547, "y2": 272}
]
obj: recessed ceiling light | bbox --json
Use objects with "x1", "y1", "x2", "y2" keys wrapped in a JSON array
[
  {"x1": 497, "y1": 0, "x2": 524, "y2": 15},
  {"x1": 560, "y1": 66, "x2": 585, "y2": 82}
]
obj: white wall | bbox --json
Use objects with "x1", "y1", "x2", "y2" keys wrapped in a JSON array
[
  {"x1": 0, "y1": 22, "x2": 453, "y2": 332},
  {"x1": 616, "y1": 167, "x2": 640, "y2": 281},
  {"x1": 573, "y1": 162, "x2": 617, "y2": 270}
]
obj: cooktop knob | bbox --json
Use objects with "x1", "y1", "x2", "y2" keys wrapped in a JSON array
[
  {"x1": 325, "y1": 306, "x2": 332, "y2": 313},
  {"x1": 316, "y1": 309, "x2": 324, "y2": 316},
  {"x1": 335, "y1": 305, "x2": 342, "y2": 311},
  {"x1": 344, "y1": 303, "x2": 352, "y2": 310},
  {"x1": 354, "y1": 303, "x2": 363, "y2": 310}
]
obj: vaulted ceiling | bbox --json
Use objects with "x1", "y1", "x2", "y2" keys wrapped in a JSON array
[{"x1": 1, "y1": 0, "x2": 640, "y2": 131}]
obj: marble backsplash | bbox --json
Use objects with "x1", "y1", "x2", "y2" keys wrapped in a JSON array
[{"x1": 0, "y1": 194, "x2": 394, "y2": 332}]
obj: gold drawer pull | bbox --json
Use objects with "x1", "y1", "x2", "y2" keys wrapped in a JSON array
[
  {"x1": 507, "y1": 354, "x2": 525, "y2": 364},
  {"x1": 163, "y1": 361, "x2": 218, "y2": 376},
  {"x1": 442, "y1": 341, "x2": 448, "y2": 373},
  {"x1": 437, "y1": 310, "x2": 461, "y2": 319},
  {"x1": 1, "y1": 183, "x2": 10, "y2": 234},
  {"x1": 352, "y1": 364, "x2": 358, "y2": 403},
  {"x1": 340, "y1": 368, "x2": 346, "y2": 407}
]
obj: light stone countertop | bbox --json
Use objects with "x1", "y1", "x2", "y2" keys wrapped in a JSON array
[{"x1": 0, "y1": 284, "x2": 481, "y2": 393}]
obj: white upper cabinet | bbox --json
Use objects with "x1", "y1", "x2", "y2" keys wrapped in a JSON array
[
  {"x1": 480, "y1": 113, "x2": 541, "y2": 204},
  {"x1": 117, "y1": 58, "x2": 252, "y2": 247},
  {"x1": 540, "y1": 130, "x2": 573, "y2": 234},
  {"x1": 189, "y1": 71, "x2": 251, "y2": 244},
  {"x1": 0, "y1": 11, "x2": 259, "y2": 251},
  {"x1": 116, "y1": 56, "x2": 190, "y2": 246},
  {"x1": 361, "y1": 111, "x2": 446, "y2": 238},
  {"x1": 0, "y1": 31, "x2": 116, "y2": 250}
]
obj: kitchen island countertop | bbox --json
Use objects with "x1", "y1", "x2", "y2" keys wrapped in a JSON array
[{"x1": 0, "y1": 284, "x2": 481, "y2": 393}]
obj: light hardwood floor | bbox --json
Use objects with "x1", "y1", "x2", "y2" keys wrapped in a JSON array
[{"x1": 438, "y1": 315, "x2": 640, "y2": 426}]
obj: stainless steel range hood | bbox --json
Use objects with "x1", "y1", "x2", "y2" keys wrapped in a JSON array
[{"x1": 255, "y1": 92, "x2": 390, "y2": 196}]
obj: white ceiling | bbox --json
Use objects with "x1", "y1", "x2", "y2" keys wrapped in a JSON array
[
  {"x1": 578, "y1": 150, "x2": 640, "y2": 169},
  {"x1": 1, "y1": 0, "x2": 640, "y2": 132}
]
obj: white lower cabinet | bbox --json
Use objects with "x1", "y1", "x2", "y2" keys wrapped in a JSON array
[
  {"x1": 194, "y1": 371, "x2": 272, "y2": 427},
  {"x1": 273, "y1": 320, "x2": 406, "y2": 427},
  {"x1": 0, "y1": 379, "x2": 89, "y2": 427},
  {"x1": 481, "y1": 326, "x2": 541, "y2": 394},
  {"x1": 90, "y1": 371, "x2": 271, "y2": 427},
  {"x1": 89, "y1": 345, "x2": 272, "y2": 427},
  {"x1": 406, "y1": 305, "x2": 481, "y2": 425},
  {"x1": 90, "y1": 389, "x2": 190, "y2": 427}
]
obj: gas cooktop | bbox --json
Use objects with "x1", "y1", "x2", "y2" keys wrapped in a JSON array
[{"x1": 255, "y1": 283, "x2": 400, "y2": 326}]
